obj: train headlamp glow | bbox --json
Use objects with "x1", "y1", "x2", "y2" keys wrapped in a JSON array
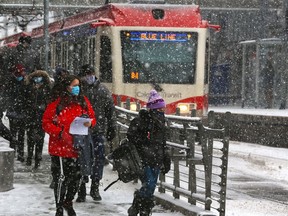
[
  {"x1": 178, "y1": 104, "x2": 189, "y2": 113},
  {"x1": 177, "y1": 103, "x2": 197, "y2": 114},
  {"x1": 130, "y1": 103, "x2": 137, "y2": 111}
]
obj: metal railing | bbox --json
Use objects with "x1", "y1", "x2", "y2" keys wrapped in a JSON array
[{"x1": 114, "y1": 105, "x2": 231, "y2": 216}]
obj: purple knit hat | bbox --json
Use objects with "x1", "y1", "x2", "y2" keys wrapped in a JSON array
[{"x1": 146, "y1": 90, "x2": 166, "y2": 109}]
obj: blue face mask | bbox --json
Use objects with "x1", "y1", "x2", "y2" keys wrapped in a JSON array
[
  {"x1": 71, "y1": 86, "x2": 80, "y2": 96},
  {"x1": 33, "y1": 77, "x2": 43, "y2": 83},
  {"x1": 16, "y1": 76, "x2": 23, "y2": 81},
  {"x1": 85, "y1": 75, "x2": 96, "y2": 85}
]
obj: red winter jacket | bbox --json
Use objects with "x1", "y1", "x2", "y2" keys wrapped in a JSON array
[{"x1": 42, "y1": 97, "x2": 96, "y2": 158}]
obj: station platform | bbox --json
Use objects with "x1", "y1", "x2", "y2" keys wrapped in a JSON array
[{"x1": 208, "y1": 106, "x2": 288, "y2": 148}]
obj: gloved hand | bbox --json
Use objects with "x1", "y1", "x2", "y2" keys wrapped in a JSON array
[
  {"x1": 106, "y1": 127, "x2": 116, "y2": 141},
  {"x1": 59, "y1": 129, "x2": 72, "y2": 144},
  {"x1": 161, "y1": 151, "x2": 171, "y2": 175}
]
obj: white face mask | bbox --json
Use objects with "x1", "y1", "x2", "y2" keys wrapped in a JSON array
[{"x1": 85, "y1": 75, "x2": 96, "y2": 85}]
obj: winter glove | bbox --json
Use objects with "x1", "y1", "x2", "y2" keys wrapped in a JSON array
[
  {"x1": 59, "y1": 128, "x2": 72, "y2": 144},
  {"x1": 161, "y1": 151, "x2": 171, "y2": 175},
  {"x1": 106, "y1": 127, "x2": 116, "y2": 141}
]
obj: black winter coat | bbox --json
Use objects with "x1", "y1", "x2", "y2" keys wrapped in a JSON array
[
  {"x1": 3, "y1": 76, "x2": 29, "y2": 120},
  {"x1": 82, "y1": 79, "x2": 116, "y2": 136},
  {"x1": 25, "y1": 70, "x2": 52, "y2": 125},
  {"x1": 127, "y1": 109, "x2": 168, "y2": 167},
  {"x1": 7, "y1": 44, "x2": 42, "y2": 74}
]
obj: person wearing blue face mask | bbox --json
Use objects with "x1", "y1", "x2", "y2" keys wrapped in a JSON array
[
  {"x1": 25, "y1": 70, "x2": 52, "y2": 169},
  {"x1": 42, "y1": 74, "x2": 96, "y2": 216},
  {"x1": 3, "y1": 64, "x2": 29, "y2": 162}
]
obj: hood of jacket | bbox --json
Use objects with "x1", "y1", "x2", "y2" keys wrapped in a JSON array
[{"x1": 25, "y1": 70, "x2": 52, "y2": 85}]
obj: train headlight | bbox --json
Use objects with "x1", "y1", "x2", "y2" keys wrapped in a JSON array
[
  {"x1": 178, "y1": 103, "x2": 189, "y2": 113},
  {"x1": 130, "y1": 103, "x2": 137, "y2": 111}
]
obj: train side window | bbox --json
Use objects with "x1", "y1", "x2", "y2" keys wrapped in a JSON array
[
  {"x1": 55, "y1": 42, "x2": 61, "y2": 67},
  {"x1": 99, "y1": 36, "x2": 112, "y2": 83},
  {"x1": 62, "y1": 42, "x2": 68, "y2": 69},
  {"x1": 88, "y1": 37, "x2": 96, "y2": 67}
]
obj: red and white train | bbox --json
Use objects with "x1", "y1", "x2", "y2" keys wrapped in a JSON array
[{"x1": 0, "y1": 2, "x2": 219, "y2": 116}]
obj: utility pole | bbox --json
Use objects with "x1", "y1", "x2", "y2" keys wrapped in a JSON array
[
  {"x1": 259, "y1": 0, "x2": 268, "y2": 39},
  {"x1": 44, "y1": 0, "x2": 49, "y2": 73},
  {"x1": 279, "y1": 0, "x2": 288, "y2": 109}
]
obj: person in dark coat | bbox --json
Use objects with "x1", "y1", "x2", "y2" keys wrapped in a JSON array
[
  {"x1": 262, "y1": 52, "x2": 275, "y2": 109},
  {"x1": 0, "y1": 108, "x2": 13, "y2": 142},
  {"x1": 0, "y1": 82, "x2": 13, "y2": 142},
  {"x1": 127, "y1": 89, "x2": 171, "y2": 216},
  {"x1": 50, "y1": 67, "x2": 70, "y2": 101},
  {"x1": 42, "y1": 75, "x2": 96, "y2": 216},
  {"x1": 6, "y1": 35, "x2": 42, "y2": 75},
  {"x1": 75, "y1": 64, "x2": 116, "y2": 202},
  {"x1": 3, "y1": 64, "x2": 29, "y2": 162},
  {"x1": 25, "y1": 70, "x2": 52, "y2": 169}
]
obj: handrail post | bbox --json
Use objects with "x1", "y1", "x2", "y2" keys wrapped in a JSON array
[{"x1": 219, "y1": 112, "x2": 231, "y2": 216}]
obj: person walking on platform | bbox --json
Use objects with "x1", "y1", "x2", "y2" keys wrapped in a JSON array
[
  {"x1": 6, "y1": 34, "x2": 42, "y2": 75},
  {"x1": 75, "y1": 64, "x2": 116, "y2": 202},
  {"x1": 42, "y1": 75, "x2": 96, "y2": 216},
  {"x1": 0, "y1": 107, "x2": 13, "y2": 142},
  {"x1": 50, "y1": 67, "x2": 70, "y2": 100},
  {"x1": 0, "y1": 85, "x2": 13, "y2": 142},
  {"x1": 49, "y1": 67, "x2": 69, "y2": 188},
  {"x1": 25, "y1": 70, "x2": 52, "y2": 169},
  {"x1": 127, "y1": 89, "x2": 171, "y2": 216},
  {"x1": 262, "y1": 52, "x2": 275, "y2": 109},
  {"x1": 3, "y1": 64, "x2": 29, "y2": 162}
]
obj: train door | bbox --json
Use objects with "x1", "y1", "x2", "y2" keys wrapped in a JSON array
[{"x1": 95, "y1": 27, "x2": 113, "y2": 91}]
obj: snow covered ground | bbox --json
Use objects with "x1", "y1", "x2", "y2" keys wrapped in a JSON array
[
  {"x1": 1, "y1": 138, "x2": 288, "y2": 216},
  {"x1": 0, "y1": 107, "x2": 288, "y2": 216}
]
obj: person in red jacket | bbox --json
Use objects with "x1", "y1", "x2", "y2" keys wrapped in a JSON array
[{"x1": 42, "y1": 75, "x2": 96, "y2": 216}]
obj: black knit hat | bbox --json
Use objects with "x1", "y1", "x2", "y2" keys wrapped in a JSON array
[{"x1": 79, "y1": 64, "x2": 95, "y2": 77}]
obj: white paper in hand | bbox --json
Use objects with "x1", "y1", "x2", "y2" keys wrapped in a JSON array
[{"x1": 69, "y1": 117, "x2": 92, "y2": 135}]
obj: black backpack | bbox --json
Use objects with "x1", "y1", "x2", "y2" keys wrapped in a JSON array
[{"x1": 104, "y1": 138, "x2": 143, "y2": 191}]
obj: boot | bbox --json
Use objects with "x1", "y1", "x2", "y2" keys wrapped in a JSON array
[
  {"x1": 26, "y1": 158, "x2": 32, "y2": 166},
  {"x1": 55, "y1": 199, "x2": 64, "y2": 216},
  {"x1": 139, "y1": 197, "x2": 154, "y2": 216},
  {"x1": 34, "y1": 160, "x2": 41, "y2": 170},
  {"x1": 140, "y1": 198, "x2": 155, "y2": 216},
  {"x1": 55, "y1": 207, "x2": 64, "y2": 216},
  {"x1": 76, "y1": 182, "x2": 86, "y2": 202},
  {"x1": 90, "y1": 180, "x2": 102, "y2": 201},
  {"x1": 128, "y1": 191, "x2": 141, "y2": 216},
  {"x1": 63, "y1": 200, "x2": 76, "y2": 216},
  {"x1": 17, "y1": 155, "x2": 25, "y2": 162}
]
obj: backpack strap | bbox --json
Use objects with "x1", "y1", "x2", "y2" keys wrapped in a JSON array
[{"x1": 104, "y1": 177, "x2": 120, "y2": 191}]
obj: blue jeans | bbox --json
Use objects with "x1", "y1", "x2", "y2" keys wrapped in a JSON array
[
  {"x1": 91, "y1": 134, "x2": 105, "y2": 181},
  {"x1": 139, "y1": 166, "x2": 160, "y2": 198}
]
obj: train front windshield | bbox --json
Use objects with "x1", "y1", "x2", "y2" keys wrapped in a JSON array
[{"x1": 121, "y1": 31, "x2": 198, "y2": 84}]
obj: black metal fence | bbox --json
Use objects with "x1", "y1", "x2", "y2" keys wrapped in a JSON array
[{"x1": 114, "y1": 105, "x2": 231, "y2": 216}]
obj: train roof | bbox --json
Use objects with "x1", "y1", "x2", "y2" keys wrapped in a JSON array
[{"x1": 32, "y1": 3, "x2": 210, "y2": 38}]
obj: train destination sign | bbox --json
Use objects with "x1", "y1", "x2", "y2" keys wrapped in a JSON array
[{"x1": 127, "y1": 31, "x2": 192, "y2": 42}]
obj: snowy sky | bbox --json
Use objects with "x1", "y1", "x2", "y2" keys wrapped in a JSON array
[{"x1": 1, "y1": 107, "x2": 288, "y2": 216}]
